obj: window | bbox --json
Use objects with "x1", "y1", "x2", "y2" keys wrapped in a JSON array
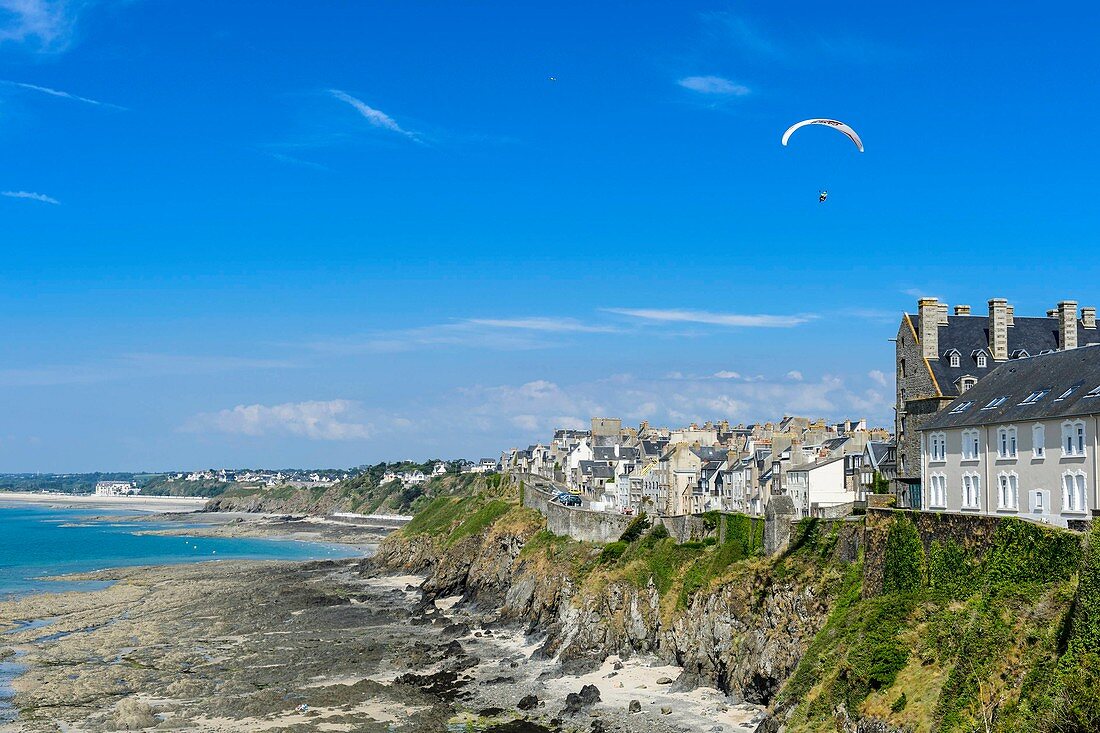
[
  {"x1": 1062, "y1": 420, "x2": 1087, "y2": 457},
  {"x1": 950, "y1": 400, "x2": 974, "y2": 414},
  {"x1": 1055, "y1": 384, "x2": 1082, "y2": 401},
  {"x1": 997, "y1": 473, "x2": 1019, "y2": 510},
  {"x1": 962, "y1": 473, "x2": 981, "y2": 509},
  {"x1": 928, "y1": 474, "x2": 947, "y2": 509},
  {"x1": 982, "y1": 396, "x2": 1008, "y2": 410},
  {"x1": 948, "y1": 352, "x2": 960, "y2": 368},
  {"x1": 1032, "y1": 424, "x2": 1046, "y2": 459},
  {"x1": 962, "y1": 429, "x2": 981, "y2": 460},
  {"x1": 997, "y1": 426, "x2": 1018, "y2": 458},
  {"x1": 928, "y1": 432, "x2": 947, "y2": 462},
  {"x1": 1062, "y1": 471, "x2": 1088, "y2": 513},
  {"x1": 1034, "y1": 491, "x2": 1045, "y2": 513},
  {"x1": 960, "y1": 377, "x2": 977, "y2": 393},
  {"x1": 1086, "y1": 385, "x2": 1100, "y2": 398},
  {"x1": 977, "y1": 353, "x2": 988, "y2": 368},
  {"x1": 1020, "y1": 389, "x2": 1050, "y2": 405}
]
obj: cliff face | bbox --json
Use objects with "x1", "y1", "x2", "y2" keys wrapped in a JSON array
[
  {"x1": 373, "y1": 493, "x2": 1100, "y2": 733},
  {"x1": 373, "y1": 506, "x2": 862, "y2": 710}
]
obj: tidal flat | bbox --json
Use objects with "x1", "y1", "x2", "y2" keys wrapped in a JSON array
[{"x1": 0, "y1": 556, "x2": 760, "y2": 732}]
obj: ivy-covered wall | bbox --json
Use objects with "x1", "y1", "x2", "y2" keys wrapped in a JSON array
[{"x1": 864, "y1": 508, "x2": 1082, "y2": 597}]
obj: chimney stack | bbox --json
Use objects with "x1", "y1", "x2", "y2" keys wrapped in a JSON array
[
  {"x1": 1083, "y1": 307, "x2": 1097, "y2": 330},
  {"x1": 1047, "y1": 309, "x2": 1058, "y2": 318},
  {"x1": 918, "y1": 297, "x2": 942, "y2": 359},
  {"x1": 937, "y1": 302, "x2": 949, "y2": 325},
  {"x1": 988, "y1": 299, "x2": 1009, "y2": 361},
  {"x1": 1006, "y1": 305, "x2": 1015, "y2": 327},
  {"x1": 1058, "y1": 301, "x2": 1078, "y2": 350},
  {"x1": 954, "y1": 304, "x2": 971, "y2": 316},
  {"x1": 789, "y1": 437, "x2": 804, "y2": 466}
]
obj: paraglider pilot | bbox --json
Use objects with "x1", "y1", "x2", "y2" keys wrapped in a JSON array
[{"x1": 819, "y1": 190, "x2": 828, "y2": 203}]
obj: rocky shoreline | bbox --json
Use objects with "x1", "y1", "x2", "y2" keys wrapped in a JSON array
[{"x1": 0, "y1": 552, "x2": 761, "y2": 732}]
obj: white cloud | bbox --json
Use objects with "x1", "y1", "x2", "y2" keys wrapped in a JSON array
[
  {"x1": 465, "y1": 317, "x2": 617, "y2": 333},
  {"x1": 0, "y1": 0, "x2": 78, "y2": 51},
  {"x1": 786, "y1": 370, "x2": 803, "y2": 381},
  {"x1": 713, "y1": 370, "x2": 742, "y2": 379},
  {"x1": 329, "y1": 89, "x2": 419, "y2": 142},
  {"x1": 606, "y1": 307, "x2": 814, "y2": 328},
  {"x1": 1, "y1": 80, "x2": 121, "y2": 108},
  {"x1": 677, "y1": 75, "x2": 750, "y2": 96},
  {"x1": 2, "y1": 190, "x2": 59, "y2": 204},
  {"x1": 868, "y1": 369, "x2": 889, "y2": 387},
  {"x1": 184, "y1": 400, "x2": 373, "y2": 441}
]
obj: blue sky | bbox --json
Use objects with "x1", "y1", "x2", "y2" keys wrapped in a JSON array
[{"x1": 2, "y1": 1, "x2": 1099, "y2": 471}]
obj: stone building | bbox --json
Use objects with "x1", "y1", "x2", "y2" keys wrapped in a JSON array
[{"x1": 895, "y1": 297, "x2": 1100, "y2": 508}]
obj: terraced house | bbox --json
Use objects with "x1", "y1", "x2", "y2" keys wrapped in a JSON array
[
  {"x1": 919, "y1": 345, "x2": 1100, "y2": 527},
  {"x1": 895, "y1": 296, "x2": 1100, "y2": 507}
]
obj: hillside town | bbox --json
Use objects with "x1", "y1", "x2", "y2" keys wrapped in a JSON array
[{"x1": 496, "y1": 297, "x2": 1100, "y2": 529}]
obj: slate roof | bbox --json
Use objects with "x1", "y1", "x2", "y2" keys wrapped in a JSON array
[
  {"x1": 910, "y1": 314, "x2": 1100, "y2": 397},
  {"x1": 922, "y1": 345, "x2": 1100, "y2": 430},
  {"x1": 865, "y1": 442, "x2": 895, "y2": 468},
  {"x1": 592, "y1": 446, "x2": 617, "y2": 461},
  {"x1": 691, "y1": 446, "x2": 727, "y2": 461},
  {"x1": 821, "y1": 436, "x2": 851, "y2": 452},
  {"x1": 787, "y1": 455, "x2": 846, "y2": 473}
]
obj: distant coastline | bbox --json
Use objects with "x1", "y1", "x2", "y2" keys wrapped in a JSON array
[{"x1": 0, "y1": 492, "x2": 207, "y2": 514}]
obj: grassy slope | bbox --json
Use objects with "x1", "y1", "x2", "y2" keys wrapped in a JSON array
[{"x1": 779, "y1": 514, "x2": 1095, "y2": 733}]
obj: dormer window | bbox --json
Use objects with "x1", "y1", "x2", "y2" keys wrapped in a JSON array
[
  {"x1": 977, "y1": 353, "x2": 988, "y2": 368},
  {"x1": 960, "y1": 377, "x2": 977, "y2": 392},
  {"x1": 944, "y1": 348, "x2": 962, "y2": 368},
  {"x1": 1010, "y1": 349, "x2": 1030, "y2": 359}
]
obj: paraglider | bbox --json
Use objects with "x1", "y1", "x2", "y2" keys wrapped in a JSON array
[
  {"x1": 782, "y1": 119, "x2": 863, "y2": 201},
  {"x1": 781, "y1": 119, "x2": 864, "y2": 152}
]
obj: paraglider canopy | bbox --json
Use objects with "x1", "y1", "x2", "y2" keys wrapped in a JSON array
[{"x1": 782, "y1": 119, "x2": 864, "y2": 152}]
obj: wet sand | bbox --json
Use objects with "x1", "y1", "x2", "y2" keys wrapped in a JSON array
[{"x1": 0, "y1": 493, "x2": 207, "y2": 514}]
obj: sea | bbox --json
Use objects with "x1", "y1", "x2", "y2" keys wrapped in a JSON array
[{"x1": 0, "y1": 501, "x2": 360, "y2": 719}]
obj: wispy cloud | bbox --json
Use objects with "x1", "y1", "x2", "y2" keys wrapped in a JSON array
[
  {"x1": 606, "y1": 308, "x2": 814, "y2": 328},
  {"x1": 306, "y1": 315, "x2": 617, "y2": 354},
  {"x1": 2, "y1": 190, "x2": 59, "y2": 204},
  {"x1": 704, "y1": 12, "x2": 781, "y2": 58},
  {"x1": 465, "y1": 317, "x2": 617, "y2": 334},
  {"x1": 677, "y1": 75, "x2": 750, "y2": 96},
  {"x1": 868, "y1": 370, "x2": 889, "y2": 387},
  {"x1": 0, "y1": 353, "x2": 294, "y2": 387},
  {"x1": 1, "y1": 80, "x2": 124, "y2": 109},
  {"x1": 0, "y1": 0, "x2": 79, "y2": 52},
  {"x1": 184, "y1": 400, "x2": 373, "y2": 441},
  {"x1": 328, "y1": 89, "x2": 420, "y2": 142}
]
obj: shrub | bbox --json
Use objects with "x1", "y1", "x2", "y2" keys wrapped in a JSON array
[
  {"x1": 891, "y1": 692, "x2": 908, "y2": 713},
  {"x1": 619, "y1": 513, "x2": 651, "y2": 543},
  {"x1": 599, "y1": 541, "x2": 627, "y2": 565},
  {"x1": 882, "y1": 515, "x2": 924, "y2": 595}
]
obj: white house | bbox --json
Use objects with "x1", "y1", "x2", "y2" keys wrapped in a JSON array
[
  {"x1": 95, "y1": 481, "x2": 137, "y2": 496},
  {"x1": 783, "y1": 456, "x2": 853, "y2": 519},
  {"x1": 920, "y1": 345, "x2": 1100, "y2": 527}
]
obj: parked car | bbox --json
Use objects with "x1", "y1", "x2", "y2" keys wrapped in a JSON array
[{"x1": 558, "y1": 494, "x2": 582, "y2": 507}]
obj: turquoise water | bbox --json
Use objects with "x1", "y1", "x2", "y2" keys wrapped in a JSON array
[{"x1": 0, "y1": 503, "x2": 359, "y2": 599}]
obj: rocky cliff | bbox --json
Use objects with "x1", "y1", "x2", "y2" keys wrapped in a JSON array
[
  {"x1": 373, "y1": 496, "x2": 864, "y2": 717},
  {"x1": 375, "y1": 489, "x2": 1100, "y2": 733}
]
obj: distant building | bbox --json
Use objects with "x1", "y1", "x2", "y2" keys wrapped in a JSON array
[{"x1": 95, "y1": 481, "x2": 137, "y2": 496}]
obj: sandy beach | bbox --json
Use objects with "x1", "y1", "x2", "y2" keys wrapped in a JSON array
[{"x1": 0, "y1": 492, "x2": 208, "y2": 514}]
